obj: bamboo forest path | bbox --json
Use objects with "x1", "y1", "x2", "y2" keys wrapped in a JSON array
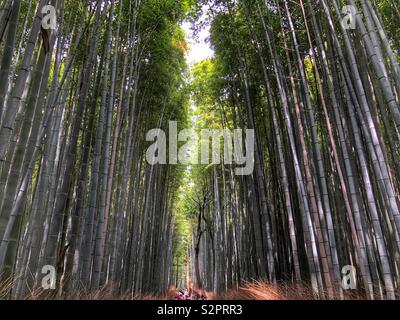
[{"x1": 0, "y1": 0, "x2": 400, "y2": 300}]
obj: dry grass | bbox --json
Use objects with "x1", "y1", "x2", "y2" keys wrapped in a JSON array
[
  {"x1": 1, "y1": 279, "x2": 397, "y2": 300},
  {"x1": 214, "y1": 281, "x2": 399, "y2": 300},
  {"x1": 214, "y1": 281, "x2": 319, "y2": 300},
  {"x1": 0, "y1": 278, "x2": 177, "y2": 300}
]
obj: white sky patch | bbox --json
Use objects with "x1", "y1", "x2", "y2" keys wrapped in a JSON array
[{"x1": 182, "y1": 21, "x2": 214, "y2": 65}]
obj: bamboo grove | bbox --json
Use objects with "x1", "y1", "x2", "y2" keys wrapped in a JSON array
[
  {"x1": 183, "y1": 0, "x2": 400, "y2": 300},
  {"x1": 0, "y1": 0, "x2": 191, "y2": 298},
  {"x1": 0, "y1": 0, "x2": 400, "y2": 301}
]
